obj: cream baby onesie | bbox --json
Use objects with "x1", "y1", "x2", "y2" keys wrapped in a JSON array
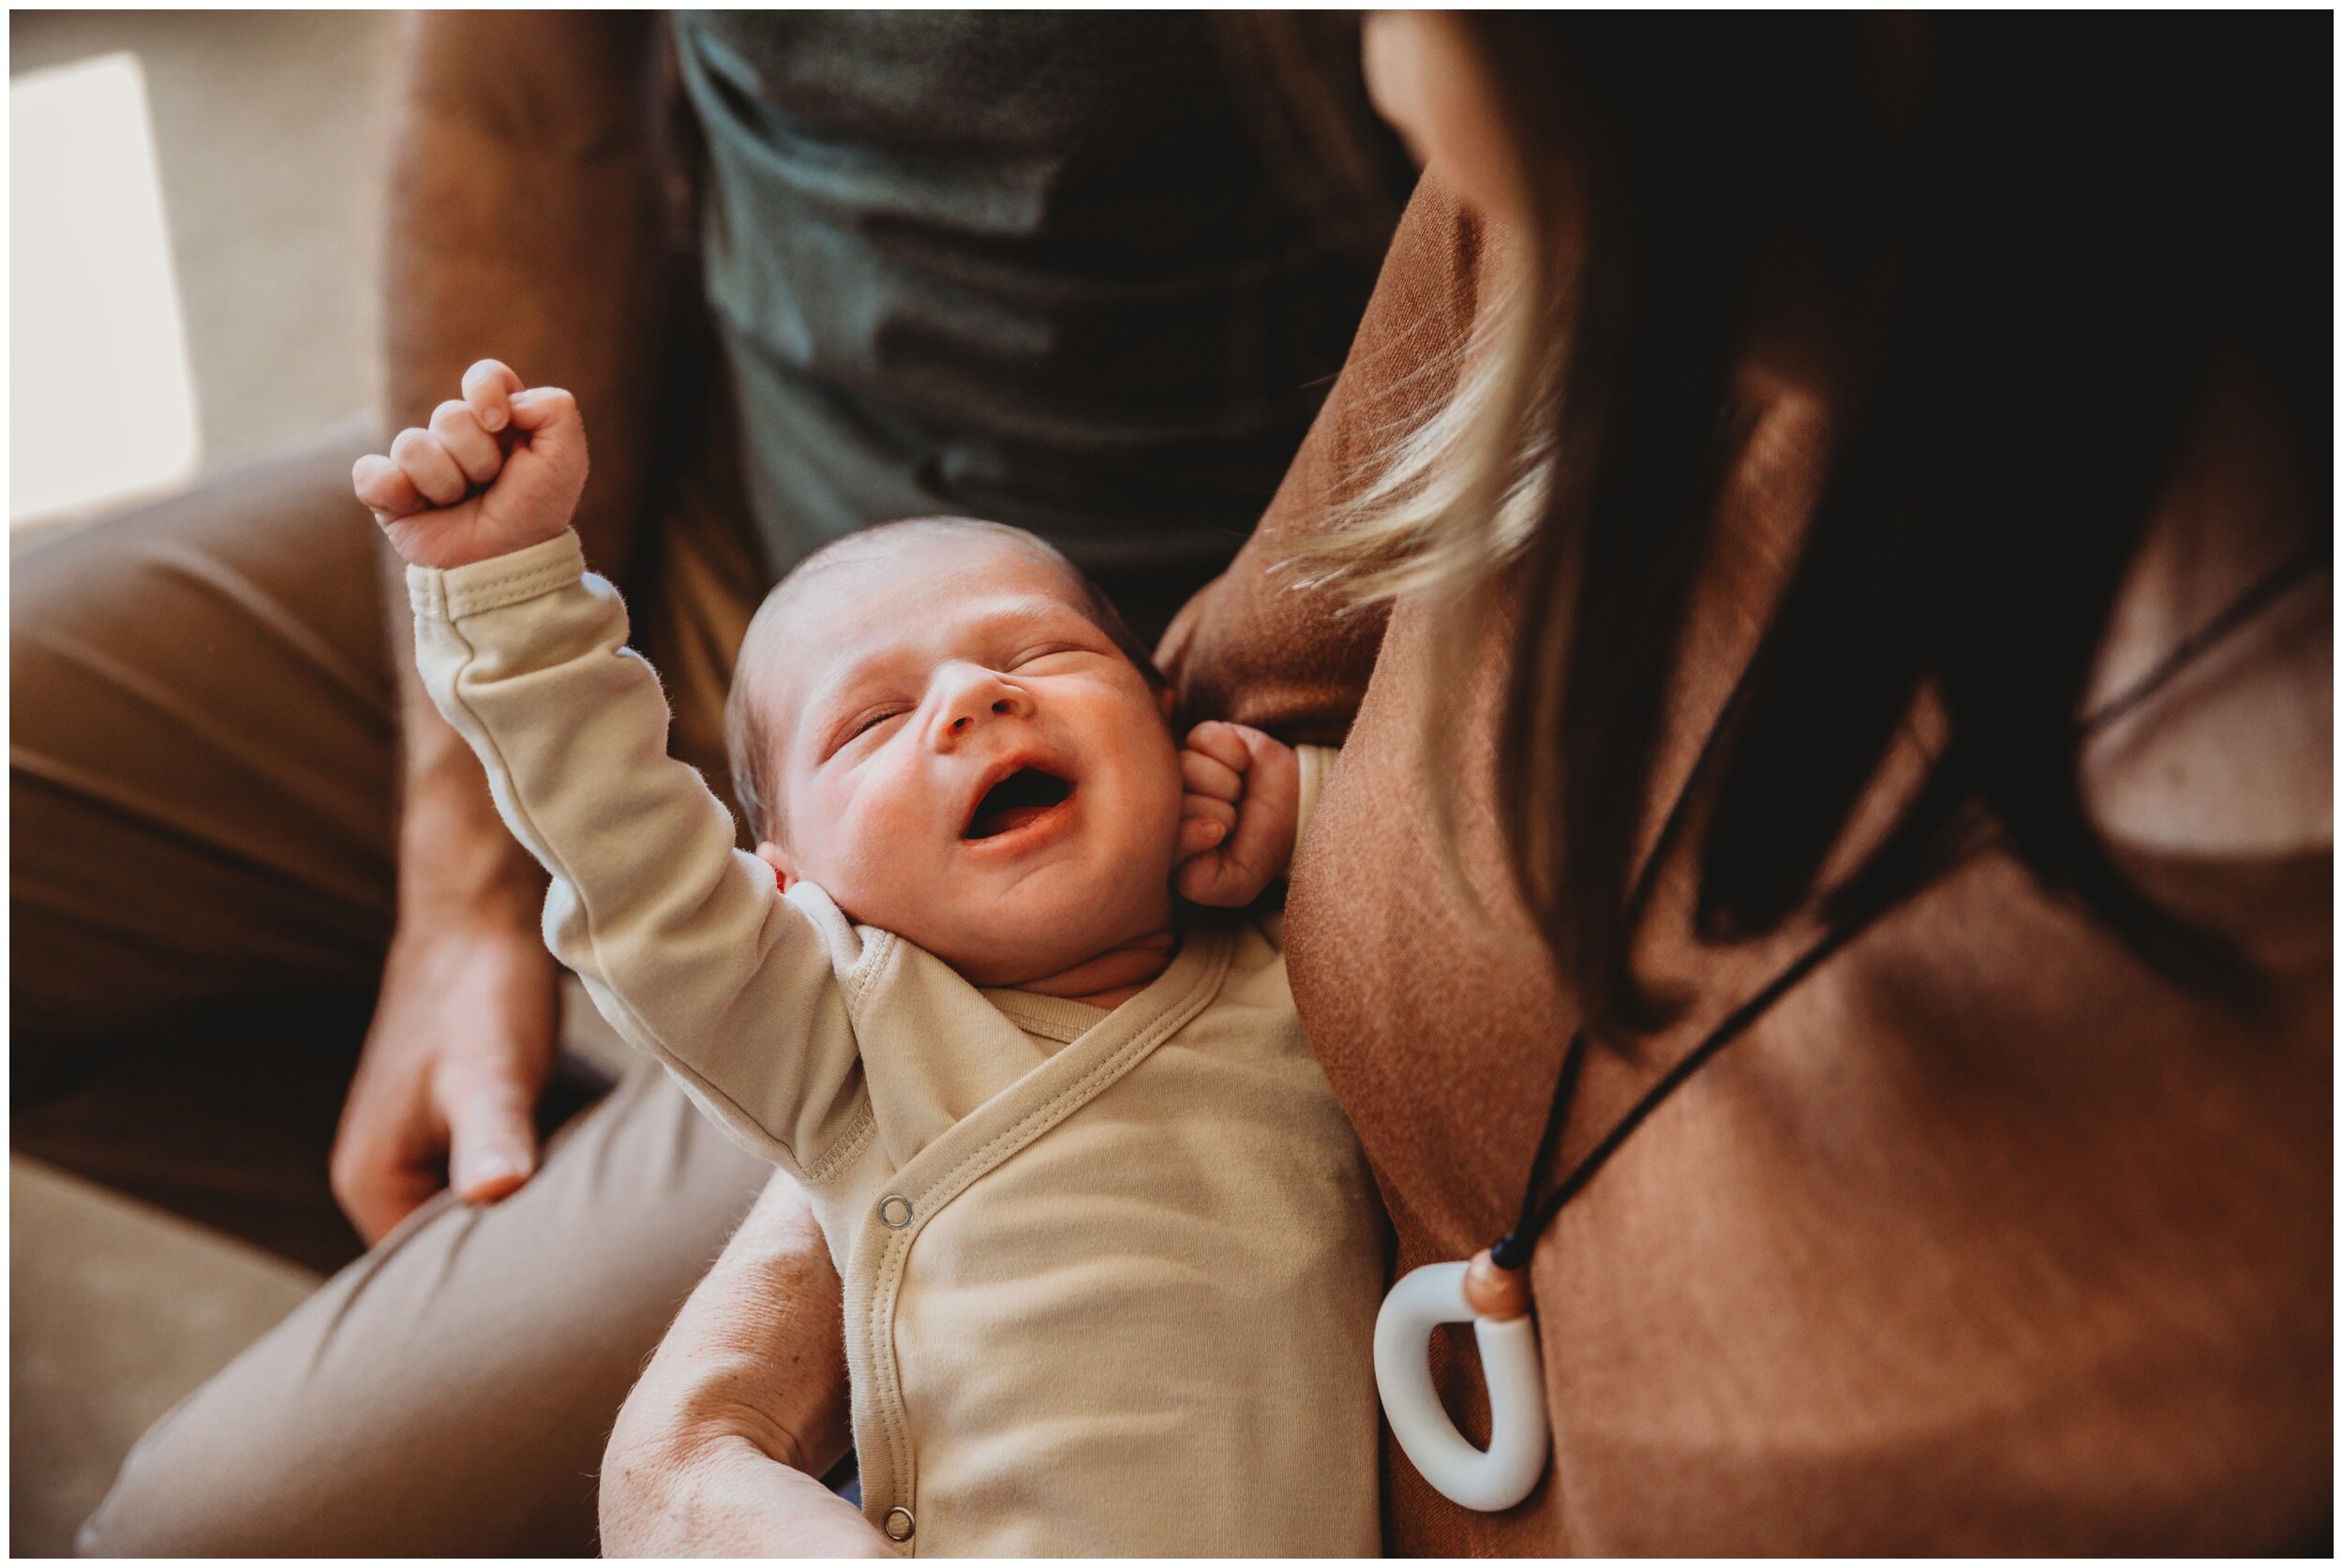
[{"x1": 408, "y1": 533, "x2": 1383, "y2": 1556}]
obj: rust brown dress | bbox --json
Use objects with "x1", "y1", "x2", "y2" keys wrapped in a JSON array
[{"x1": 1163, "y1": 178, "x2": 2332, "y2": 1554}]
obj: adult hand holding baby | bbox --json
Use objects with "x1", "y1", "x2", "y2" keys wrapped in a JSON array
[{"x1": 354, "y1": 359, "x2": 589, "y2": 570}]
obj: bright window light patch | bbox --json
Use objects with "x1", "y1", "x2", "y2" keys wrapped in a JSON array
[{"x1": 11, "y1": 52, "x2": 201, "y2": 528}]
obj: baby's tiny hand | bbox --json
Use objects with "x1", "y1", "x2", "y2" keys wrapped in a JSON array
[
  {"x1": 352, "y1": 359, "x2": 590, "y2": 570},
  {"x1": 1174, "y1": 721, "x2": 1301, "y2": 908}
]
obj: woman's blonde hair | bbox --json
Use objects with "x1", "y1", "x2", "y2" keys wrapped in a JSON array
[
  {"x1": 1273, "y1": 16, "x2": 2305, "y2": 1036},
  {"x1": 1301, "y1": 255, "x2": 1560, "y2": 612},
  {"x1": 1279, "y1": 92, "x2": 1578, "y2": 949}
]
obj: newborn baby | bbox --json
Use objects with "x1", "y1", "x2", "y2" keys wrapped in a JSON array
[{"x1": 356, "y1": 362, "x2": 1382, "y2": 1556}]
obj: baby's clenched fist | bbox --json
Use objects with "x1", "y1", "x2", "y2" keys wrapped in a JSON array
[
  {"x1": 1174, "y1": 720, "x2": 1301, "y2": 908},
  {"x1": 353, "y1": 358, "x2": 590, "y2": 570}
]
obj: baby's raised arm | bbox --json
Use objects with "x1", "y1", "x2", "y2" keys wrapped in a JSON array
[{"x1": 358, "y1": 364, "x2": 869, "y2": 1178}]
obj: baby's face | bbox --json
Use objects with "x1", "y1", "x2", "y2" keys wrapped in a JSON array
[{"x1": 751, "y1": 534, "x2": 1184, "y2": 986}]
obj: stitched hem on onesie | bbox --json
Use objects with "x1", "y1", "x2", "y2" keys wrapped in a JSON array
[{"x1": 408, "y1": 530, "x2": 587, "y2": 620}]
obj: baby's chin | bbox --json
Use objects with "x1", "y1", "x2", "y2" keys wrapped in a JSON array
[{"x1": 884, "y1": 870, "x2": 1174, "y2": 987}]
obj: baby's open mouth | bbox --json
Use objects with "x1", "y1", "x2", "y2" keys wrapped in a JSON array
[{"x1": 964, "y1": 766, "x2": 1074, "y2": 840}]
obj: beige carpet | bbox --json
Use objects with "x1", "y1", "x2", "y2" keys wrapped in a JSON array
[{"x1": 10, "y1": 10, "x2": 398, "y2": 1553}]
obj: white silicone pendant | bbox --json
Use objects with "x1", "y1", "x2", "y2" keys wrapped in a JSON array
[{"x1": 1373, "y1": 1261, "x2": 1549, "y2": 1512}]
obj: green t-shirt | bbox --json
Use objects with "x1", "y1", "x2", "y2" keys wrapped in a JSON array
[{"x1": 674, "y1": 11, "x2": 1409, "y2": 630}]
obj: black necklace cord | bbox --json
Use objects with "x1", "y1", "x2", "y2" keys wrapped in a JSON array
[
  {"x1": 1488, "y1": 634, "x2": 1773, "y2": 1272},
  {"x1": 1487, "y1": 539, "x2": 2328, "y2": 1276},
  {"x1": 2078, "y1": 540, "x2": 2328, "y2": 740},
  {"x1": 1488, "y1": 637, "x2": 1779, "y2": 1273},
  {"x1": 1488, "y1": 1026, "x2": 1587, "y2": 1271}
]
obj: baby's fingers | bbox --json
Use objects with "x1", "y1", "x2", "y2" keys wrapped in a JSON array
[
  {"x1": 1179, "y1": 793, "x2": 1236, "y2": 855},
  {"x1": 352, "y1": 453, "x2": 425, "y2": 520},
  {"x1": 390, "y1": 427, "x2": 470, "y2": 507},
  {"x1": 1183, "y1": 721, "x2": 1254, "y2": 775},
  {"x1": 1178, "y1": 817, "x2": 1230, "y2": 860},
  {"x1": 506, "y1": 383, "x2": 578, "y2": 433},
  {"x1": 1180, "y1": 746, "x2": 1245, "y2": 804},
  {"x1": 462, "y1": 359, "x2": 524, "y2": 434},
  {"x1": 429, "y1": 399, "x2": 502, "y2": 485},
  {"x1": 1175, "y1": 848, "x2": 1253, "y2": 907},
  {"x1": 496, "y1": 386, "x2": 589, "y2": 503}
]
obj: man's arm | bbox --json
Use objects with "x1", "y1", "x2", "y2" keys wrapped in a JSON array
[
  {"x1": 336, "y1": 12, "x2": 676, "y2": 1242},
  {"x1": 602, "y1": 1173, "x2": 889, "y2": 1559},
  {"x1": 381, "y1": 11, "x2": 672, "y2": 548}
]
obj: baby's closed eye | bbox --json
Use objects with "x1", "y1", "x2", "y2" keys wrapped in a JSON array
[
  {"x1": 1007, "y1": 645, "x2": 1101, "y2": 671},
  {"x1": 816, "y1": 705, "x2": 907, "y2": 762}
]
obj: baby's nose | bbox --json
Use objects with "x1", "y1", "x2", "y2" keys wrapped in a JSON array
[{"x1": 947, "y1": 696, "x2": 1017, "y2": 735}]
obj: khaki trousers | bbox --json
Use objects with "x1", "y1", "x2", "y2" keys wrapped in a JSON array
[{"x1": 13, "y1": 427, "x2": 775, "y2": 1555}]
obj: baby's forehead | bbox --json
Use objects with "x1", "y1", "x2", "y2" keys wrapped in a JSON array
[
  {"x1": 747, "y1": 531, "x2": 1097, "y2": 716},
  {"x1": 830, "y1": 524, "x2": 1071, "y2": 591},
  {"x1": 789, "y1": 531, "x2": 1087, "y2": 640}
]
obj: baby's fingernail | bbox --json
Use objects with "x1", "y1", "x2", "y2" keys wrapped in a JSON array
[
  {"x1": 1202, "y1": 821, "x2": 1226, "y2": 843},
  {"x1": 481, "y1": 408, "x2": 506, "y2": 431}
]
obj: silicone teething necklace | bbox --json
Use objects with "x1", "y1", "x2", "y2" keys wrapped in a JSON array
[{"x1": 1374, "y1": 541, "x2": 2328, "y2": 1513}]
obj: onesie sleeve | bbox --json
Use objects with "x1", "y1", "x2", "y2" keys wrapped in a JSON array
[
  {"x1": 406, "y1": 531, "x2": 867, "y2": 1179},
  {"x1": 1293, "y1": 743, "x2": 1338, "y2": 849},
  {"x1": 1247, "y1": 742, "x2": 1340, "y2": 954}
]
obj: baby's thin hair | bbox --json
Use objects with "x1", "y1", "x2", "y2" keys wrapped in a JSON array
[{"x1": 725, "y1": 517, "x2": 1164, "y2": 845}]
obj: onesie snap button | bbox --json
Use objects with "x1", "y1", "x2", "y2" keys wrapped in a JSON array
[
  {"x1": 878, "y1": 1194, "x2": 914, "y2": 1229},
  {"x1": 883, "y1": 1506, "x2": 916, "y2": 1541}
]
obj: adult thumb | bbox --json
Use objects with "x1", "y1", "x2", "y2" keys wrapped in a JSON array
[{"x1": 444, "y1": 1069, "x2": 540, "y2": 1205}]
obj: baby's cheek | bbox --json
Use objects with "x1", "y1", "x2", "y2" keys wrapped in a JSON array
[
  {"x1": 1134, "y1": 730, "x2": 1191, "y2": 859},
  {"x1": 821, "y1": 786, "x2": 938, "y2": 914}
]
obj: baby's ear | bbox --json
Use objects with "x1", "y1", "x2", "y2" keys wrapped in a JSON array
[
  {"x1": 1157, "y1": 685, "x2": 1178, "y2": 723},
  {"x1": 754, "y1": 841, "x2": 797, "y2": 894}
]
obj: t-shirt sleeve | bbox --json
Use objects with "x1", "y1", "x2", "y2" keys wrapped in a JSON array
[
  {"x1": 406, "y1": 532, "x2": 867, "y2": 1178},
  {"x1": 1157, "y1": 173, "x2": 1486, "y2": 744}
]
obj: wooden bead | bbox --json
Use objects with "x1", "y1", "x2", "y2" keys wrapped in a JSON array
[{"x1": 1462, "y1": 1248, "x2": 1530, "y2": 1321}]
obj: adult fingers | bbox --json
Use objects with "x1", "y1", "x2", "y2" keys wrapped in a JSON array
[
  {"x1": 352, "y1": 453, "x2": 426, "y2": 519},
  {"x1": 462, "y1": 358, "x2": 524, "y2": 433},
  {"x1": 337, "y1": 1162, "x2": 442, "y2": 1247},
  {"x1": 390, "y1": 427, "x2": 470, "y2": 507},
  {"x1": 439, "y1": 1059, "x2": 540, "y2": 1205},
  {"x1": 327, "y1": 1111, "x2": 444, "y2": 1247},
  {"x1": 428, "y1": 399, "x2": 502, "y2": 485}
]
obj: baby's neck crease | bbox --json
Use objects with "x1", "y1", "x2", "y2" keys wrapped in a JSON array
[{"x1": 1014, "y1": 926, "x2": 1178, "y2": 1009}]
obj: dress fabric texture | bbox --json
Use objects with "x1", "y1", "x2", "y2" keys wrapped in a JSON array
[{"x1": 1162, "y1": 176, "x2": 2334, "y2": 1554}]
